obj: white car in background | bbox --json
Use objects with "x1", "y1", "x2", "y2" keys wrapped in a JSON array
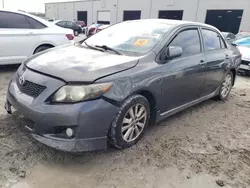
[
  {"x1": 0, "y1": 10, "x2": 74, "y2": 65},
  {"x1": 237, "y1": 45, "x2": 250, "y2": 75}
]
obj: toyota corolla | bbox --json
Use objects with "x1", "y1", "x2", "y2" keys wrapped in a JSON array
[{"x1": 5, "y1": 19, "x2": 241, "y2": 152}]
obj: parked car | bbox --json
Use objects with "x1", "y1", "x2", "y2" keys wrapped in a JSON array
[
  {"x1": 237, "y1": 44, "x2": 250, "y2": 75},
  {"x1": 235, "y1": 32, "x2": 250, "y2": 41},
  {"x1": 86, "y1": 24, "x2": 109, "y2": 36},
  {"x1": 221, "y1": 32, "x2": 236, "y2": 43},
  {"x1": 75, "y1": 20, "x2": 86, "y2": 28},
  {"x1": 54, "y1": 20, "x2": 82, "y2": 36},
  {"x1": 5, "y1": 19, "x2": 241, "y2": 152},
  {"x1": 0, "y1": 10, "x2": 74, "y2": 65}
]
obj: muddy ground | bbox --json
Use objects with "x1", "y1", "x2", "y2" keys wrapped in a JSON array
[{"x1": 0, "y1": 66, "x2": 249, "y2": 188}]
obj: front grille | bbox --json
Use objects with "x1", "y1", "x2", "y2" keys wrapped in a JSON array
[
  {"x1": 241, "y1": 60, "x2": 250, "y2": 66},
  {"x1": 16, "y1": 74, "x2": 46, "y2": 98}
]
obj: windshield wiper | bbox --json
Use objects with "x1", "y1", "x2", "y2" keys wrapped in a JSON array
[
  {"x1": 95, "y1": 45, "x2": 123, "y2": 55},
  {"x1": 83, "y1": 42, "x2": 104, "y2": 52}
]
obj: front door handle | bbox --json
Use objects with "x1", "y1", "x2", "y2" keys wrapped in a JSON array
[
  {"x1": 200, "y1": 60, "x2": 206, "y2": 64},
  {"x1": 225, "y1": 55, "x2": 229, "y2": 59}
]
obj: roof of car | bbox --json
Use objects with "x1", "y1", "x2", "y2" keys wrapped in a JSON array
[
  {"x1": 0, "y1": 9, "x2": 51, "y2": 27},
  {"x1": 126, "y1": 19, "x2": 218, "y2": 30}
]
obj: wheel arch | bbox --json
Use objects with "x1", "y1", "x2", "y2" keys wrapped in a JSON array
[
  {"x1": 133, "y1": 89, "x2": 157, "y2": 125},
  {"x1": 33, "y1": 43, "x2": 55, "y2": 54},
  {"x1": 230, "y1": 68, "x2": 237, "y2": 86}
]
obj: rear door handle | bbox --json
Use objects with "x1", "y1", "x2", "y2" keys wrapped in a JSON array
[{"x1": 225, "y1": 55, "x2": 229, "y2": 59}]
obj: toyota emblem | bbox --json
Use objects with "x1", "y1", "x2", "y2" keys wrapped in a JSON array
[{"x1": 19, "y1": 75, "x2": 25, "y2": 85}]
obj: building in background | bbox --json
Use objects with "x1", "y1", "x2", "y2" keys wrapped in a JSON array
[{"x1": 45, "y1": 0, "x2": 250, "y2": 34}]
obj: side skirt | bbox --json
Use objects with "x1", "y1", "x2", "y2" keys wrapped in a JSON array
[{"x1": 156, "y1": 89, "x2": 219, "y2": 123}]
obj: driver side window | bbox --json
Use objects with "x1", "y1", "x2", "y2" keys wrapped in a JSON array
[{"x1": 169, "y1": 28, "x2": 201, "y2": 57}]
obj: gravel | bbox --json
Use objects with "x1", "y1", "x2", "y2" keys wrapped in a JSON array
[{"x1": 0, "y1": 65, "x2": 249, "y2": 188}]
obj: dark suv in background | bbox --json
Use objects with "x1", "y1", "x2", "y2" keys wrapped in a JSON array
[{"x1": 54, "y1": 20, "x2": 82, "y2": 36}]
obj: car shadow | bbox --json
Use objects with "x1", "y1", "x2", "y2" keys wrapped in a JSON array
[{"x1": 0, "y1": 64, "x2": 20, "y2": 73}]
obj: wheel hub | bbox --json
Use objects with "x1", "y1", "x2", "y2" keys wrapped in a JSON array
[
  {"x1": 121, "y1": 104, "x2": 147, "y2": 142},
  {"x1": 221, "y1": 74, "x2": 232, "y2": 98}
]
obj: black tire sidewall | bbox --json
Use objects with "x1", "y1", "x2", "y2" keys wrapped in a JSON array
[
  {"x1": 109, "y1": 95, "x2": 150, "y2": 149},
  {"x1": 219, "y1": 71, "x2": 233, "y2": 100},
  {"x1": 34, "y1": 46, "x2": 51, "y2": 54}
]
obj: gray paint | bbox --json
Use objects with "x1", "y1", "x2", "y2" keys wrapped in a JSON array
[{"x1": 6, "y1": 20, "x2": 241, "y2": 152}]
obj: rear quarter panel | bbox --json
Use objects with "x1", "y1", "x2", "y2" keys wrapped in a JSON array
[{"x1": 28, "y1": 27, "x2": 73, "y2": 56}]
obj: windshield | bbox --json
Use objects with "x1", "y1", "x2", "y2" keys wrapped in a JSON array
[
  {"x1": 84, "y1": 21, "x2": 173, "y2": 56},
  {"x1": 236, "y1": 32, "x2": 250, "y2": 40}
]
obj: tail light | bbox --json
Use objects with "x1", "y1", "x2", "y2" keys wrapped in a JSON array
[{"x1": 66, "y1": 34, "x2": 74, "y2": 40}]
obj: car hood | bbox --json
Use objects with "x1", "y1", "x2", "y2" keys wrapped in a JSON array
[{"x1": 25, "y1": 45, "x2": 139, "y2": 82}]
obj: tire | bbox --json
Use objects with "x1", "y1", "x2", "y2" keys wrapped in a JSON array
[
  {"x1": 34, "y1": 46, "x2": 52, "y2": 54},
  {"x1": 108, "y1": 95, "x2": 150, "y2": 149},
  {"x1": 74, "y1": 30, "x2": 79, "y2": 36},
  {"x1": 247, "y1": 70, "x2": 250, "y2": 77},
  {"x1": 216, "y1": 71, "x2": 233, "y2": 101}
]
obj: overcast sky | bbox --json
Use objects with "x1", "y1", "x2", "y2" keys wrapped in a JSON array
[{"x1": 1, "y1": 0, "x2": 75, "y2": 13}]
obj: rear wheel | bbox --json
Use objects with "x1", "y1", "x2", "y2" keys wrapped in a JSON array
[
  {"x1": 108, "y1": 95, "x2": 150, "y2": 149},
  {"x1": 217, "y1": 71, "x2": 233, "y2": 101}
]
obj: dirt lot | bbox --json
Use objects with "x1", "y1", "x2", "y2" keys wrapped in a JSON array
[{"x1": 0, "y1": 66, "x2": 250, "y2": 188}]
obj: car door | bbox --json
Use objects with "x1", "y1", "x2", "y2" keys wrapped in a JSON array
[
  {"x1": 201, "y1": 28, "x2": 231, "y2": 96},
  {"x1": 159, "y1": 27, "x2": 207, "y2": 112},
  {"x1": 0, "y1": 11, "x2": 38, "y2": 64}
]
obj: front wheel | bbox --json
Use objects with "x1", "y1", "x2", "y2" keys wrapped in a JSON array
[
  {"x1": 217, "y1": 71, "x2": 233, "y2": 101},
  {"x1": 108, "y1": 95, "x2": 150, "y2": 149}
]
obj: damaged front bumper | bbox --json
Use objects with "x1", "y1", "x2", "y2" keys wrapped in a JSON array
[{"x1": 6, "y1": 74, "x2": 119, "y2": 152}]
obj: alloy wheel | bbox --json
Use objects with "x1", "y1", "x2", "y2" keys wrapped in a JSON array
[
  {"x1": 220, "y1": 74, "x2": 232, "y2": 98},
  {"x1": 121, "y1": 104, "x2": 147, "y2": 142}
]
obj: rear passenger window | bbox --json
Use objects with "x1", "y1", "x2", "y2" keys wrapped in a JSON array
[
  {"x1": 202, "y1": 29, "x2": 221, "y2": 51},
  {"x1": 26, "y1": 17, "x2": 46, "y2": 29},
  {"x1": 169, "y1": 29, "x2": 201, "y2": 57},
  {"x1": 0, "y1": 11, "x2": 31, "y2": 29},
  {"x1": 56, "y1": 21, "x2": 65, "y2": 27}
]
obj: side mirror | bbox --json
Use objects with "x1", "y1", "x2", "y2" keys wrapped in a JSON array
[
  {"x1": 231, "y1": 42, "x2": 237, "y2": 47},
  {"x1": 165, "y1": 46, "x2": 183, "y2": 59}
]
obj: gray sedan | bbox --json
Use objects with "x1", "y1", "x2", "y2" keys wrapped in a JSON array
[{"x1": 5, "y1": 19, "x2": 241, "y2": 152}]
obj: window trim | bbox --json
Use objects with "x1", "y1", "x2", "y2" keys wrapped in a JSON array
[
  {"x1": 156, "y1": 26, "x2": 203, "y2": 63},
  {"x1": 25, "y1": 15, "x2": 47, "y2": 29},
  {"x1": 200, "y1": 27, "x2": 227, "y2": 52},
  {"x1": 0, "y1": 10, "x2": 32, "y2": 29}
]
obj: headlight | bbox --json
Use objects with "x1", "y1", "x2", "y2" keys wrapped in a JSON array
[{"x1": 52, "y1": 83, "x2": 113, "y2": 103}]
